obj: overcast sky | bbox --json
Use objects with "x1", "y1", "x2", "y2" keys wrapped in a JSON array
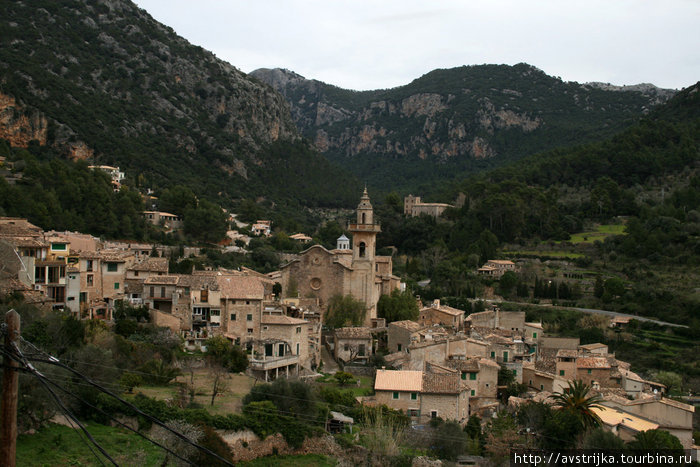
[{"x1": 133, "y1": 0, "x2": 699, "y2": 91}]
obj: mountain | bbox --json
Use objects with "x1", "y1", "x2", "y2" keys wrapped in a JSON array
[
  {"x1": 0, "y1": 0, "x2": 359, "y2": 208},
  {"x1": 250, "y1": 65, "x2": 676, "y2": 193}
]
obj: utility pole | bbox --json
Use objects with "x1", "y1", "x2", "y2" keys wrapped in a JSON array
[{"x1": 1, "y1": 309, "x2": 20, "y2": 467}]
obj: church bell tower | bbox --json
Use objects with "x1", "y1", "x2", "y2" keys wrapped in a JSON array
[{"x1": 349, "y1": 187, "x2": 381, "y2": 262}]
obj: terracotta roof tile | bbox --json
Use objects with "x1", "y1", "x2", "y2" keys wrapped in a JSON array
[
  {"x1": 389, "y1": 320, "x2": 423, "y2": 332},
  {"x1": 130, "y1": 257, "x2": 169, "y2": 273},
  {"x1": 217, "y1": 275, "x2": 264, "y2": 300},
  {"x1": 422, "y1": 372, "x2": 461, "y2": 394},
  {"x1": 576, "y1": 357, "x2": 611, "y2": 369},
  {"x1": 262, "y1": 315, "x2": 308, "y2": 325},
  {"x1": 374, "y1": 370, "x2": 422, "y2": 392},
  {"x1": 335, "y1": 327, "x2": 372, "y2": 339}
]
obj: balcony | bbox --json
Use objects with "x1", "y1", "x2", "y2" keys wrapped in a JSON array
[
  {"x1": 248, "y1": 354, "x2": 299, "y2": 371},
  {"x1": 348, "y1": 223, "x2": 381, "y2": 233}
]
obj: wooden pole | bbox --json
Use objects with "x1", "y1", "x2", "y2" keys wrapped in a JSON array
[{"x1": 1, "y1": 309, "x2": 20, "y2": 467}]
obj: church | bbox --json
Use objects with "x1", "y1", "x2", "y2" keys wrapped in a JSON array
[{"x1": 278, "y1": 189, "x2": 400, "y2": 325}]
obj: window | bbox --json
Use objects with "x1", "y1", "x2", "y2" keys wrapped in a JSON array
[
  {"x1": 410, "y1": 392, "x2": 417, "y2": 400},
  {"x1": 263, "y1": 326, "x2": 268, "y2": 331},
  {"x1": 160, "y1": 287, "x2": 166, "y2": 298},
  {"x1": 296, "y1": 326, "x2": 301, "y2": 334},
  {"x1": 408, "y1": 409, "x2": 420, "y2": 417},
  {"x1": 469, "y1": 372, "x2": 477, "y2": 381},
  {"x1": 210, "y1": 310, "x2": 220, "y2": 316},
  {"x1": 114, "y1": 282, "x2": 119, "y2": 290},
  {"x1": 540, "y1": 384, "x2": 544, "y2": 390},
  {"x1": 461, "y1": 372, "x2": 466, "y2": 380},
  {"x1": 296, "y1": 343, "x2": 300, "y2": 355},
  {"x1": 533, "y1": 332, "x2": 538, "y2": 339},
  {"x1": 358, "y1": 344, "x2": 366, "y2": 356},
  {"x1": 430, "y1": 411, "x2": 438, "y2": 419},
  {"x1": 397, "y1": 343, "x2": 402, "y2": 352},
  {"x1": 86, "y1": 260, "x2": 93, "y2": 272},
  {"x1": 52, "y1": 243, "x2": 67, "y2": 251},
  {"x1": 247, "y1": 328, "x2": 253, "y2": 334},
  {"x1": 359, "y1": 242, "x2": 366, "y2": 257},
  {"x1": 503, "y1": 351, "x2": 509, "y2": 362},
  {"x1": 392, "y1": 392, "x2": 399, "y2": 400},
  {"x1": 278, "y1": 343, "x2": 285, "y2": 357},
  {"x1": 490, "y1": 351, "x2": 495, "y2": 358},
  {"x1": 149, "y1": 286, "x2": 154, "y2": 297},
  {"x1": 134, "y1": 271, "x2": 139, "y2": 277},
  {"x1": 344, "y1": 344, "x2": 349, "y2": 352},
  {"x1": 560, "y1": 370, "x2": 565, "y2": 376},
  {"x1": 87, "y1": 274, "x2": 94, "y2": 286},
  {"x1": 246, "y1": 314, "x2": 253, "y2": 321},
  {"x1": 107, "y1": 262, "x2": 118, "y2": 272},
  {"x1": 230, "y1": 313, "x2": 236, "y2": 321},
  {"x1": 201, "y1": 289, "x2": 208, "y2": 302},
  {"x1": 587, "y1": 369, "x2": 592, "y2": 374},
  {"x1": 470, "y1": 389, "x2": 475, "y2": 396}
]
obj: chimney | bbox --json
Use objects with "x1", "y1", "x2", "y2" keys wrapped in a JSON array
[{"x1": 433, "y1": 299, "x2": 440, "y2": 308}]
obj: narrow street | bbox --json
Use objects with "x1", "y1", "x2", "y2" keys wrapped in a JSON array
[{"x1": 320, "y1": 345, "x2": 339, "y2": 373}]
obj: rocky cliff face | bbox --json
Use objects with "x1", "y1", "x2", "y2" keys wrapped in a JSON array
[{"x1": 251, "y1": 65, "x2": 675, "y2": 188}]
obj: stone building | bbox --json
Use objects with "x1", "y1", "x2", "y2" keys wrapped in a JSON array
[
  {"x1": 373, "y1": 369, "x2": 469, "y2": 424},
  {"x1": 403, "y1": 195, "x2": 452, "y2": 218},
  {"x1": 278, "y1": 189, "x2": 400, "y2": 325}
]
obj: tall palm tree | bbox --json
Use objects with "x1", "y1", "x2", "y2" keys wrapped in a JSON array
[{"x1": 551, "y1": 380, "x2": 605, "y2": 429}]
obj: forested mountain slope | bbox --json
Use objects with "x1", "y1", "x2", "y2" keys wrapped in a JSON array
[{"x1": 0, "y1": 0, "x2": 359, "y2": 207}]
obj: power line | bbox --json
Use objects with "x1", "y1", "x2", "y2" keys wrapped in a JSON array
[
  {"x1": 23, "y1": 353, "x2": 235, "y2": 466},
  {"x1": 36, "y1": 373, "x2": 196, "y2": 466},
  {"x1": 1, "y1": 344, "x2": 117, "y2": 466}
]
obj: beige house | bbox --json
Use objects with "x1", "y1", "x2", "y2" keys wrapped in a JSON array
[
  {"x1": 419, "y1": 300, "x2": 465, "y2": 330},
  {"x1": 248, "y1": 313, "x2": 310, "y2": 381},
  {"x1": 334, "y1": 327, "x2": 373, "y2": 364},
  {"x1": 601, "y1": 397, "x2": 695, "y2": 448},
  {"x1": 387, "y1": 320, "x2": 424, "y2": 353},
  {"x1": 477, "y1": 259, "x2": 516, "y2": 277},
  {"x1": 403, "y1": 195, "x2": 452, "y2": 218},
  {"x1": 447, "y1": 357, "x2": 500, "y2": 404},
  {"x1": 373, "y1": 369, "x2": 469, "y2": 424},
  {"x1": 143, "y1": 211, "x2": 183, "y2": 230}
]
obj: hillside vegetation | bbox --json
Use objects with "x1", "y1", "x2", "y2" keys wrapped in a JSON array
[{"x1": 0, "y1": 0, "x2": 359, "y2": 208}]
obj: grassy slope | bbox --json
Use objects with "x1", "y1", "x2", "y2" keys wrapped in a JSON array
[{"x1": 17, "y1": 423, "x2": 165, "y2": 466}]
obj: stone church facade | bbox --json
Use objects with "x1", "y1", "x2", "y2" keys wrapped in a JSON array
[{"x1": 278, "y1": 189, "x2": 400, "y2": 325}]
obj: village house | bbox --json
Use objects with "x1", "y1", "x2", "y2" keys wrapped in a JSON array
[
  {"x1": 124, "y1": 256, "x2": 169, "y2": 305},
  {"x1": 251, "y1": 220, "x2": 272, "y2": 237},
  {"x1": 248, "y1": 311, "x2": 310, "y2": 381},
  {"x1": 445, "y1": 357, "x2": 500, "y2": 410},
  {"x1": 600, "y1": 396, "x2": 695, "y2": 449},
  {"x1": 403, "y1": 195, "x2": 453, "y2": 218},
  {"x1": 143, "y1": 211, "x2": 183, "y2": 231},
  {"x1": 373, "y1": 369, "x2": 469, "y2": 424},
  {"x1": 419, "y1": 299, "x2": 466, "y2": 330},
  {"x1": 334, "y1": 326, "x2": 373, "y2": 365},
  {"x1": 387, "y1": 320, "x2": 424, "y2": 353},
  {"x1": 477, "y1": 259, "x2": 516, "y2": 277}
]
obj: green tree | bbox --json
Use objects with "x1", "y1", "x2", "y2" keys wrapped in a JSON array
[
  {"x1": 581, "y1": 428, "x2": 626, "y2": 450},
  {"x1": 324, "y1": 294, "x2": 367, "y2": 328},
  {"x1": 627, "y1": 429, "x2": 683, "y2": 450},
  {"x1": 431, "y1": 420, "x2": 469, "y2": 461},
  {"x1": 184, "y1": 199, "x2": 228, "y2": 243},
  {"x1": 498, "y1": 271, "x2": 518, "y2": 297},
  {"x1": 551, "y1": 380, "x2": 605, "y2": 430},
  {"x1": 333, "y1": 371, "x2": 355, "y2": 386},
  {"x1": 204, "y1": 335, "x2": 248, "y2": 373},
  {"x1": 377, "y1": 289, "x2": 419, "y2": 323},
  {"x1": 652, "y1": 371, "x2": 683, "y2": 395}
]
